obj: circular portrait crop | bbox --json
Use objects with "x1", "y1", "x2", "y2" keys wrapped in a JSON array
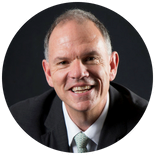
[{"x1": 2, "y1": 2, "x2": 153, "y2": 153}]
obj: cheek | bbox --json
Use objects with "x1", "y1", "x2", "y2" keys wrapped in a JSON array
[
  {"x1": 89, "y1": 65, "x2": 110, "y2": 81},
  {"x1": 50, "y1": 68, "x2": 68, "y2": 89},
  {"x1": 88, "y1": 65, "x2": 110, "y2": 94}
]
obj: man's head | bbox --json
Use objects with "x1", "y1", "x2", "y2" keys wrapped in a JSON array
[
  {"x1": 42, "y1": 9, "x2": 119, "y2": 113},
  {"x1": 44, "y1": 9, "x2": 112, "y2": 61}
]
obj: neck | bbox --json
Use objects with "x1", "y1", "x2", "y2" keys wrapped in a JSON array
[{"x1": 69, "y1": 111, "x2": 97, "y2": 131}]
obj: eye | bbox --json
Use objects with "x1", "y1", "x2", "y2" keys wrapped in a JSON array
[
  {"x1": 59, "y1": 61, "x2": 68, "y2": 65},
  {"x1": 83, "y1": 56, "x2": 100, "y2": 65},
  {"x1": 85, "y1": 57, "x2": 96, "y2": 61}
]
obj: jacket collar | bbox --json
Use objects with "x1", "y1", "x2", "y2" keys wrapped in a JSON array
[
  {"x1": 41, "y1": 95, "x2": 70, "y2": 152},
  {"x1": 97, "y1": 85, "x2": 127, "y2": 149},
  {"x1": 41, "y1": 84, "x2": 127, "y2": 152}
]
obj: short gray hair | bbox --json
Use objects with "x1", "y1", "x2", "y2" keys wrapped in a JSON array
[{"x1": 44, "y1": 9, "x2": 112, "y2": 61}]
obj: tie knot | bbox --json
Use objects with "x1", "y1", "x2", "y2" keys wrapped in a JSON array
[{"x1": 74, "y1": 132, "x2": 89, "y2": 152}]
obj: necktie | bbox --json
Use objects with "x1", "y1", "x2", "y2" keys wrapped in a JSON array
[{"x1": 74, "y1": 132, "x2": 89, "y2": 153}]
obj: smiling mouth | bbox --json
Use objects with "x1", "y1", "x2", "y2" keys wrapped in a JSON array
[{"x1": 71, "y1": 85, "x2": 93, "y2": 94}]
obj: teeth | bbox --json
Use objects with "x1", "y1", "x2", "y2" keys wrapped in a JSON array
[
  {"x1": 73, "y1": 90, "x2": 89, "y2": 94},
  {"x1": 72, "y1": 86, "x2": 91, "y2": 93}
]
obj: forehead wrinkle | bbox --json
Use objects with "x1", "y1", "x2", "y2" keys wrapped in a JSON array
[
  {"x1": 49, "y1": 37, "x2": 98, "y2": 59},
  {"x1": 49, "y1": 34, "x2": 106, "y2": 61},
  {"x1": 58, "y1": 33, "x2": 97, "y2": 46}
]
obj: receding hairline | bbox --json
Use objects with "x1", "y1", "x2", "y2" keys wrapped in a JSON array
[
  {"x1": 49, "y1": 19, "x2": 105, "y2": 41},
  {"x1": 44, "y1": 9, "x2": 112, "y2": 61}
]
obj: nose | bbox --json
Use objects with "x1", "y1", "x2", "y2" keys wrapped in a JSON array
[{"x1": 68, "y1": 59, "x2": 89, "y2": 80}]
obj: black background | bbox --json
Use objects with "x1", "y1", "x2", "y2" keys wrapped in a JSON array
[
  {"x1": 1, "y1": 1, "x2": 155, "y2": 154},
  {"x1": 2, "y1": 2, "x2": 153, "y2": 107}
]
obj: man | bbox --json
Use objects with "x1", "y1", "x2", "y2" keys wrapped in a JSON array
[{"x1": 10, "y1": 9, "x2": 147, "y2": 153}]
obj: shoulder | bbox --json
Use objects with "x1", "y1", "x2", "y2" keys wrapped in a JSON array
[
  {"x1": 9, "y1": 89, "x2": 57, "y2": 140},
  {"x1": 10, "y1": 89, "x2": 56, "y2": 116},
  {"x1": 110, "y1": 82, "x2": 148, "y2": 109},
  {"x1": 109, "y1": 82, "x2": 148, "y2": 132}
]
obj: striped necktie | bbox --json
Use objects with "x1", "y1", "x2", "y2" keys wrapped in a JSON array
[{"x1": 74, "y1": 132, "x2": 89, "y2": 153}]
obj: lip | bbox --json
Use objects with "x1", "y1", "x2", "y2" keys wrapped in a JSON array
[
  {"x1": 69, "y1": 85, "x2": 94, "y2": 96},
  {"x1": 68, "y1": 83, "x2": 93, "y2": 90}
]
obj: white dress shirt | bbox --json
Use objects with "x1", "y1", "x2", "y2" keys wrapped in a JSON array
[{"x1": 62, "y1": 92, "x2": 109, "y2": 152}]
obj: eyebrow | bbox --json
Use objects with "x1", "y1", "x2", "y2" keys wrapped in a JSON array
[
  {"x1": 53, "y1": 51, "x2": 99, "y2": 63},
  {"x1": 82, "y1": 51, "x2": 99, "y2": 57},
  {"x1": 53, "y1": 57, "x2": 69, "y2": 63}
]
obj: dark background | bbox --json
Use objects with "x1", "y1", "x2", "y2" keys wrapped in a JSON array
[{"x1": 2, "y1": 2, "x2": 153, "y2": 107}]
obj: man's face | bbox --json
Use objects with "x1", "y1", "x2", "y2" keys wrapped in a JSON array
[{"x1": 43, "y1": 20, "x2": 118, "y2": 113}]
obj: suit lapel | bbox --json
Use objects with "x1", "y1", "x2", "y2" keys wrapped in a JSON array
[
  {"x1": 97, "y1": 85, "x2": 127, "y2": 150},
  {"x1": 41, "y1": 84, "x2": 128, "y2": 151},
  {"x1": 41, "y1": 95, "x2": 70, "y2": 152}
]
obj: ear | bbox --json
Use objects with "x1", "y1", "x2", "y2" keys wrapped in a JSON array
[
  {"x1": 109, "y1": 51, "x2": 119, "y2": 81},
  {"x1": 42, "y1": 59, "x2": 54, "y2": 87}
]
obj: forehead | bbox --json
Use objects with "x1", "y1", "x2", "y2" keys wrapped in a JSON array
[{"x1": 48, "y1": 20, "x2": 106, "y2": 57}]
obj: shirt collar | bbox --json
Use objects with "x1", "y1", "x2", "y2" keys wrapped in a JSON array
[
  {"x1": 62, "y1": 92, "x2": 109, "y2": 146},
  {"x1": 62, "y1": 102, "x2": 81, "y2": 146}
]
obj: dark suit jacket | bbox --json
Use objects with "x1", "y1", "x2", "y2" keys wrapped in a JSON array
[{"x1": 10, "y1": 83, "x2": 148, "y2": 152}]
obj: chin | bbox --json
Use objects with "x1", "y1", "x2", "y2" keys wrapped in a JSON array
[{"x1": 73, "y1": 100, "x2": 95, "y2": 112}]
